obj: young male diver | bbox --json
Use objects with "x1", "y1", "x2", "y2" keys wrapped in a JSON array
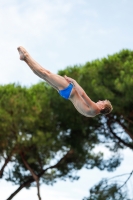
[{"x1": 17, "y1": 46, "x2": 113, "y2": 117}]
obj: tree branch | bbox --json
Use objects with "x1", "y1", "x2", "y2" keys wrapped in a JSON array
[
  {"x1": 118, "y1": 170, "x2": 133, "y2": 190},
  {"x1": 123, "y1": 116, "x2": 133, "y2": 125},
  {"x1": 116, "y1": 119, "x2": 133, "y2": 141},
  {"x1": 94, "y1": 170, "x2": 133, "y2": 193},
  {"x1": 6, "y1": 149, "x2": 74, "y2": 200},
  {"x1": 6, "y1": 177, "x2": 34, "y2": 200},
  {"x1": 107, "y1": 120, "x2": 133, "y2": 150},
  {"x1": 0, "y1": 150, "x2": 14, "y2": 178},
  {"x1": 107, "y1": 173, "x2": 131, "y2": 181},
  {"x1": 20, "y1": 153, "x2": 41, "y2": 200}
]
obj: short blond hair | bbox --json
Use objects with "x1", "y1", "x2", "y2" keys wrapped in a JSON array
[{"x1": 100, "y1": 100, "x2": 113, "y2": 115}]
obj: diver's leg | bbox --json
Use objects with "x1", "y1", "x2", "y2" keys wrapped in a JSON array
[{"x1": 17, "y1": 46, "x2": 69, "y2": 90}]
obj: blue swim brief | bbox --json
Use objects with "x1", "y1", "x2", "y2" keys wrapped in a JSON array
[{"x1": 58, "y1": 83, "x2": 74, "y2": 99}]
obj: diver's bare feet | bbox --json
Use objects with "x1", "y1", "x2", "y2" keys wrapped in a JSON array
[{"x1": 17, "y1": 46, "x2": 29, "y2": 61}]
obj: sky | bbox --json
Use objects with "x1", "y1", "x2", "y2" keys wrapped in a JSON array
[{"x1": 0, "y1": 0, "x2": 133, "y2": 199}]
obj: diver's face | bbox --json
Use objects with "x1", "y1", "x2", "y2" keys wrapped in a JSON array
[{"x1": 96, "y1": 100, "x2": 106, "y2": 109}]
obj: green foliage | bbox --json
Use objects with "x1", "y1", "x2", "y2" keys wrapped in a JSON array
[
  {"x1": 0, "y1": 49, "x2": 133, "y2": 199},
  {"x1": 83, "y1": 179, "x2": 130, "y2": 200}
]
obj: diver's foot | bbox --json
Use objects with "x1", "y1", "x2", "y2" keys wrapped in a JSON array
[{"x1": 17, "y1": 46, "x2": 29, "y2": 61}]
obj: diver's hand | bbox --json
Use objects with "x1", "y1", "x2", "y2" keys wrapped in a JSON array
[{"x1": 64, "y1": 75, "x2": 75, "y2": 83}]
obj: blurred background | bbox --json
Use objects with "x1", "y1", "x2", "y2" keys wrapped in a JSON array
[{"x1": 0, "y1": 0, "x2": 133, "y2": 200}]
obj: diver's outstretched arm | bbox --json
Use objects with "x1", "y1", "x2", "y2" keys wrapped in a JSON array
[{"x1": 64, "y1": 75, "x2": 94, "y2": 107}]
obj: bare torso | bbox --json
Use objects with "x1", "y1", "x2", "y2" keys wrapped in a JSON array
[{"x1": 69, "y1": 88, "x2": 97, "y2": 117}]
